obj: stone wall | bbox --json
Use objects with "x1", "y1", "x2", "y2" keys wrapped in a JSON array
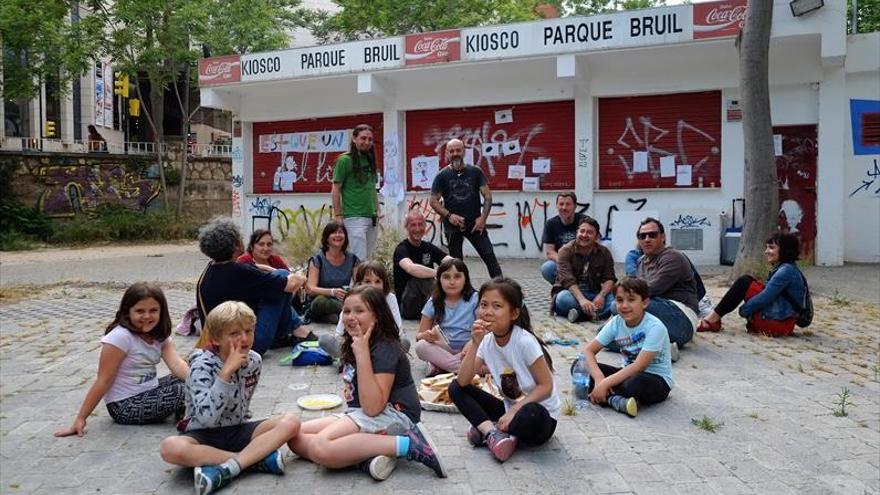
[{"x1": 0, "y1": 149, "x2": 231, "y2": 222}]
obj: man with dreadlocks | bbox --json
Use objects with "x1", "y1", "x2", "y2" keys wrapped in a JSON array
[{"x1": 332, "y1": 124, "x2": 379, "y2": 261}]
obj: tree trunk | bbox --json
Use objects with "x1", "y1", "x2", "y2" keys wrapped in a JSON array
[
  {"x1": 150, "y1": 79, "x2": 169, "y2": 208},
  {"x1": 176, "y1": 66, "x2": 192, "y2": 218},
  {"x1": 731, "y1": 0, "x2": 777, "y2": 282}
]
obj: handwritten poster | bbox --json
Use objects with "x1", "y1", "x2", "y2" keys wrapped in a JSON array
[
  {"x1": 410, "y1": 155, "x2": 439, "y2": 189},
  {"x1": 660, "y1": 155, "x2": 676, "y2": 178},
  {"x1": 532, "y1": 158, "x2": 551, "y2": 174},
  {"x1": 494, "y1": 108, "x2": 513, "y2": 124}
]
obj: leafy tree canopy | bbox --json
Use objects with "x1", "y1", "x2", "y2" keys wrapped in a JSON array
[
  {"x1": 564, "y1": 0, "x2": 666, "y2": 17},
  {"x1": 0, "y1": 0, "x2": 104, "y2": 100},
  {"x1": 307, "y1": 0, "x2": 565, "y2": 43}
]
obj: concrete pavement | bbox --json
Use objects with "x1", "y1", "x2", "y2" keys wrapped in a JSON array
[{"x1": 1, "y1": 244, "x2": 878, "y2": 494}]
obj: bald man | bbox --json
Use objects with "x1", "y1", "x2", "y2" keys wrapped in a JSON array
[
  {"x1": 429, "y1": 139, "x2": 502, "y2": 278},
  {"x1": 393, "y1": 211, "x2": 453, "y2": 319}
]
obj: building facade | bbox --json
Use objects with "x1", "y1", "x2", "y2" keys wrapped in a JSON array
[{"x1": 198, "y1": 0, "x2": 880, "y2": 265}]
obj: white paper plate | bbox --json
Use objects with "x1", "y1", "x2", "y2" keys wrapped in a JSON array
[
  {"x1": 297, "y1": 393, "x2": 344, "y2": 411},
  {"x1": 419, "y1": 400, "x2": 459, "y2": 414}
]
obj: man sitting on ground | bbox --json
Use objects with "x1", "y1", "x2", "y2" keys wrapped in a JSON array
[
  {"x1": 393, "y1": 211, "x2": 453, "y2": 320},
  {"x1": 552, "y1": 216, "x2": 616, "y2": 322},
  {"x1": 540, "y1": 192, "x2": 584, "y2": 284}
]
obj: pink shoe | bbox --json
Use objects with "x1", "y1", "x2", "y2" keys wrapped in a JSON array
[{"x1": 485, "y1": 430, "x2": 517, "y2": 462}]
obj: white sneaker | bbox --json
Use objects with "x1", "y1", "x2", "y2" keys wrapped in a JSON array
[
  {"x1": 364, "y1": 455, "x2": 396, "y2": 481},
  {"x1": 567, "y1": 308, "x2": 580, "y2": 323},
  {"x1": 670, "y1": 342, "x2": 680, "y2": 363}
]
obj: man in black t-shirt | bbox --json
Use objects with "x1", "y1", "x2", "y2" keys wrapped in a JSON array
[
  {"x1": 540, "y1": 191, "x2": 584, "y2": 284},
  {"x1": 393, "y1": 211, "x2": 452, "y2": 319},
  {"x1": 429, "y1": 138, "x2": 502, "y2": 278}
]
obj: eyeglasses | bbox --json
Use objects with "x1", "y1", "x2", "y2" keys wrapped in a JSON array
[{"x1": 637, "y1": 231, "x2": 661, "y2": 240}]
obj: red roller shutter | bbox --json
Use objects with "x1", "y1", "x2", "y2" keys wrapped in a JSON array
[
  {"x1": 598, "y1": 91, "x2": 721, "y2": 190},
  {"x1": 406, "y1": 100, "x2": 575, "y2": 191},
  {"x1": 252, "y1": 114, "x2": 383, "y2": 194}
]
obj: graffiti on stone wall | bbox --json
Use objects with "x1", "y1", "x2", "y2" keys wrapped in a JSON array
[
  {"x1": 669, "y1": 214, "x2": 711, "y2": 229},
  {"x1": 35, "y1": 164, "x2": 160, "y2": 217},
  {"x1": 849, "y1": 159, "x2": 880, "y2": 198}
]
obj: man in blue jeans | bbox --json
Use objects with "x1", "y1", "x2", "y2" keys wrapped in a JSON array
[
  {"x1": 613, "y1": 217, "x2": 699, "y2": 361},
  {"x1": 551, "y1": 216, "x2": 616, "y2": 322},
  {"x1": 196, "y1": 218, "x2": 314, "y2": 355}
]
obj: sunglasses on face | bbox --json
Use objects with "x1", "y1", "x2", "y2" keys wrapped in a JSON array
[{"x1": 637, "y1": 231, "x2": 661, "y2": 240}]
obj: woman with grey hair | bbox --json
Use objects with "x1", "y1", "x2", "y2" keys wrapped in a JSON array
[{"x1": 196, "y1": 218, "x2": 315, "y2": 354}]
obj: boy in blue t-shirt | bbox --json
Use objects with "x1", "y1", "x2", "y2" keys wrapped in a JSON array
[{"x1": 583, "y1": 277, "x2": 674, "y2": 417}]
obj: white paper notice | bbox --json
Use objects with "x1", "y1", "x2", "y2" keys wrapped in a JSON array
[
  {"x1": 502, "y1": 139, "x2": 521, "y2": 156},
  {"x1": 494, "y1": 108, "x2": 513, "y2": 124},
  {"x1": 410, "y1": 155, "x2": 439, "y2": 190},
  {"x1": 660, "y1": 155, "x2": 676, "y2": 178},
  {"x1": 633, "y1": 151, "x2": 649, "y2": 173},
  {"x1": 675, "y1": 165, "x2": 693, "y2": 186},
  {"x1": 532, "y1": 158, "x2": 551, "y2": 174},
  {"x1": 773, "y1": 134, "x2": 783, "y2": 156},
  {"x1": 482, "y1": 142, "x2": 500, "y2": 157},
  {"x1": 522, "y1": 177, "x2": 539, "y2": 191},
  {"x1": 464, "y1": 147, "x2": 475, "y2": 166},
  {"x1": 507, "y1": 165, "x2": 526, "y2": 179}
]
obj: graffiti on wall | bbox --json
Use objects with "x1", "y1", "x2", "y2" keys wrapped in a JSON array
[
  {"x1": 849, "y1": 159, "x2": 880, "y2": 198},
  {"x1": 669, "y1": 214, "x2": 711, "y2": 229},
  {"x1": 422, "y1": 122, "x2": 545, "y2": 178},
  {"x1": 577, "y1": 138, "x2": 590, "y2": 169},
  {"x1": 604, "y1": 197, "x2": 648, "y2": 239},
  {"x1": 35, "y1": 164, "x2": 160, "y2": 217},
  {"x1": 516, "y1": 198, "x2": 548, "y2": 251},
  {"x1": 248, "y1": 195, "x2": 335, "y2": 243}
]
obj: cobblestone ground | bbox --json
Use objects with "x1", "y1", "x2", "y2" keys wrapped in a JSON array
[{"x1": 1, "y1": 259, "x2": 878, "y2": 494}]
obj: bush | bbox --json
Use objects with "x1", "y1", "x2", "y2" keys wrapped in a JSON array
[
  {"x1": 0, "y1": 231, "x2": 38, "y2": 251},
  {"x1": 374, "y1": 225, "x2": 404, "y2": 290},
  {"x1": 50, "y1": 205, "x2": 198, "y2": 245},
  {"x1": 0, "y1": 200, "x2": 54, "y2": 241}
]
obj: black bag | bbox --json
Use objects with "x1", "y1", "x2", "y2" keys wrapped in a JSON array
[
  {"x1": 782, "y1": 269, "x2": 813, "y2": 328},
  {"x1": 686, "y1": 257, "x2": 707, "y2": 300}
]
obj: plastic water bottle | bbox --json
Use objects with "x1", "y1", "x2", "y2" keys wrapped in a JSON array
[{"x1": 571, "y1": 353, "x2": 590, "y2": 409}]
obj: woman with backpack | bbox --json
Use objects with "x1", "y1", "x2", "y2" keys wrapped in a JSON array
[{"x1": 697, "y1": 232, "x2": 808, "y2": 337}]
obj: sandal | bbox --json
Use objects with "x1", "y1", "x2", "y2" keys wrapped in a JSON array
[{"x1": 696, "y1": 319, "x2": 722, "y2": 332}]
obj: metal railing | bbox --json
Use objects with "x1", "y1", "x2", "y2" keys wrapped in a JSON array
[{"x1": 1, "y1": 137, "x2": 230, "y2": 158}]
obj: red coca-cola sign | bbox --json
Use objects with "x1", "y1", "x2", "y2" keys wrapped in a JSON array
[
  {"x1": 693, "y1": 0, "x2": 748, "y2": 40},
  {"x1": 199, "y1": 55, "x2": 242, "y2": 86},
  {"x1": 405, "y1": 30, "x2": 461, "y2": 66}
]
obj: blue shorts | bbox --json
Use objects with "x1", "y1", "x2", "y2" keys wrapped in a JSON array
[{"x1": 183, "y1": 420, "x2": 265, "y2": 452}]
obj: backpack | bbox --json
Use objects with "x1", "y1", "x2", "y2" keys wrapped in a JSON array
[{"x1": 782, "y1": 268, "x2": 813, "y2": 328}]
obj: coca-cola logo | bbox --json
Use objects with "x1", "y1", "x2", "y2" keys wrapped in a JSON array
[
  {"x1": 413, "y1": 37, "x2": 452, "y2": 54},
  {"x1": 704, "y1": 5, "x2": 747, "y2": 26},
  {"x1": 405, "y1": 30, "x2": 461, "y2": 65},
  {"x1": 202, "y1": 61, "x2": 237, "y2": 79},
  {"x1": 693, "y1": 0, "x2": 748, "y2": 39},
  {"x1": 199, "y1": 56, "x2": 241, "y2": 85}
]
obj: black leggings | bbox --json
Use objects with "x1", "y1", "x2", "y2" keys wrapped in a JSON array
[
  {"x1": 589, "y1": 363, "x2": 670, "y2": 405},
  {"x1": 448, "y1": 381, "x2": 556, "y2": 445},
  {"x1": 713, "y1": 275, "x2": 757, "y2": 317}
]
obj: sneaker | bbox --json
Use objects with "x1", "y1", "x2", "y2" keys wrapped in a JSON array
[
  {"x1": 567, "y1": 308, "x2": 581, "y2": 323},
  {"x1": 485, "y1": 429, "x2": 518, "y2": 462},
  {"x1": 250, "y1": 449, "x2": 285, "y2": 475},
  {"x1": 359, "y1": 455, "x2": 397, "y2": 481},
  {"x1": 670, "y1": 342, "x2": 680, "y2": 363},
  {"x1": 609, "y1": 395, "x2": 638, "y2": 418},
  {"x1": 405, "y1": 423, "x2": 447, "y2": 478},
  {"x1": 466, "y1": 426, "x2": 484, "y2": 447},
  {"x1": 292, "y1": 330, "x2": 319, "y2": 346},
  {"x1": 425, "y1": 362, "x2": 442, "y2": 378},
  {"x1": 194, "y1": 465, "x2": 232, "y2": 495}
]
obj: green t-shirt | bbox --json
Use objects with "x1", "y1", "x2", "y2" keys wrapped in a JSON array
[{"x1": 332, "y1": 152, "x2": 377, "y2": 218}]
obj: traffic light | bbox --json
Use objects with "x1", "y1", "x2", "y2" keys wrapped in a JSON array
[
  {"x1": 113, "y1": 72, "x2": 129, "y2": 98},
  {"x1": 45, "y1": 121, "x2": 56, "y2": 137},
  {"x1": 129, "y1": 98, "x2": 140, "y2": 117}
]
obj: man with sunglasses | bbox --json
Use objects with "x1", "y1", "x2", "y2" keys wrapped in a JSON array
[{"x1": 630, "y1": 217, "x2": 700, "y2": 360}]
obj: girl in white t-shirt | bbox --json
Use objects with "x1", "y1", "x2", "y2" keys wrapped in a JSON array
[
  {"x1": 55, "y1": 283, "x2": 189, "y2": 437},
  {"x1": 451, "y1": 277, "x2": 560, "y2": 462},
  {"x1": 319, "y1": 261, "x2": 407, "y2": 357}
]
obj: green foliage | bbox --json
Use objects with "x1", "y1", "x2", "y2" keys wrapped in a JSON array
[
  {"x1": 373, "y1": 225, "x2": 405, "y2": 290},
  {"x1": 307, "y1": 0, "x2": 561, "y2": 43},
  {"x1": 0, "y1": 231, "x2": 38, "y2": 251},
  {"x1": 690, "y1": 415, "x2": 724, "y2": 433},
  {"x1": 50, "y1": 205, "x2": 198, "y2": 245},
  {"x1": 0, "y1": 0, "x2": 104, "y2": 100},
  {"x1": 202, "y1": 0, "x2": 308, "y2": 55},
  {"x1": 830, "y1": 289, "x2": 851, "y2": 307},
  {"x1": 0, "y1": 201, "x2": 55, "y2": 242},
  {"x1": 832, "y1": 387, "x2": 854, "y2": 417},
  {"x1": 564, "y1": 0, "x2": 666, "y2": 17},
  {"x1": 848, "y1": 0, "x2": 880, "y2": 34}
]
